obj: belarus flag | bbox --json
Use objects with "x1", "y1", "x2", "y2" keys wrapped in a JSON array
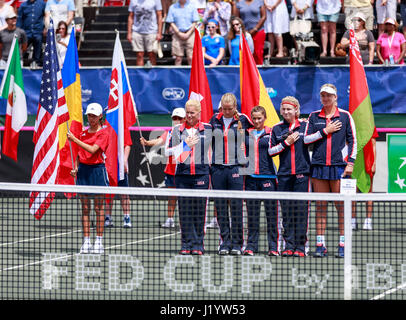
[
  {"x1": 105, "y1": 32, "x2": 137, "y2": 186},
  {"x1": 348, "y1": 28, "x2": 377, "y2": 193},
  {"x1": 0, "y1": 36, "x2": 27, "y2": 161}
]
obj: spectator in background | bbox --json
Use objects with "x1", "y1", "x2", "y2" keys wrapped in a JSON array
[
  {"x1": 127, "y1": 0, "x2": 163, "y2": 66},
  {"x1": 376, "y1": 0, "x2": 399, "y2": 36},
  {"x1": 56, "y1": 20, "x2": 70, "y2": 67},
  {"x1": 401, "y1": 0, "x2": 406, "y2": 38},
  {"x1": 376, "y1": 18, "x2": 406, "y2": 64},
  {"x1": 264, "y1": 0, "x2": 290, "y2": 59},
  {"x1": 203, "y1": 0, "x2": 232, "y2": 37},
  {"x1": 0, "y1": 0, "x2": 15, "y2": 31},
  {"x1": 0, "y1": 11, "x2": 27, "y2": 67},
  {"x1": 202, "y1": 19, "x2": 225, "y2": 66},
  {"x1": 340, "y1": 12, "x2": 375, "y2": 65},
  {"x1": 233, "y1": 0, "x2": 266, "y2": 65},
  {"x1": 44, "y1": 0, "x2": 75, "y2": 32},
  {"x1": 166, "y1": 0, "x2": 200, "y2": 65},
  {"x1": 227, "y1": 16, "x2": 254, "y2": 65},
  {"x1": 344, "y1": 0, "x2": 374, "y2": 31},
  {"x1": 290, "y1": 0, "x2": 314, "y2": 20},
  {"x1": 17, "y1": 0, "x2": 46, "y2": 68},
  {"x1": 316, "y1": 0, "x2": 341, "y2": 57}
]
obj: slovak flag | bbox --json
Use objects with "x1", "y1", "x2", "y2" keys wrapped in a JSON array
[{"x1": 105, "y1": 32, "x2": 137, "y2": 186}]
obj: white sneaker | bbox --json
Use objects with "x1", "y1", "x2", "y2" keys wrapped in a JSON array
[
  {"x1": 206, "y1": 217, "x2": 219, "y2": 229},
  {"x1": 363, "y1": 218, "x2": 372, "y2": 230},
  {"x1": 123, "y1": 215, "x2": 132, "y2": 228},
  {"x1": 80, "y1": 239, "x2": 92, "y2": 254},
  {"x1": 161, "y1": 218, "x2": 175, "y2": 228},
  {"x1": 92, "y1": 239, "x2": 104, "y2": 254}
]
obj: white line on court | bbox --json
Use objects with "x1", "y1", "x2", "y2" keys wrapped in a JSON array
[{"x1": 1, "y1": 231, "x2": 180, "y2": 272}]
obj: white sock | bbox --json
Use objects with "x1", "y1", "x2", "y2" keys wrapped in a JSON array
[
  {"x1": 339, "y1": 236, "x2": 345, "y2": 247},
  {"x1": 316, "y1": 235, "x2": 325, "y2": 246},
  {"x1": 84, "y1": 237, "x2": 91, "y2": 243},
  {"x1": 124, "y1": 214, "x2": 130, "y2": 218},
  {"x1": 352, "y1": 218, "x2": 357, "y2": 225}
]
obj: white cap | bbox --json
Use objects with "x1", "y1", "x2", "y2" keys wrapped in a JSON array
[
  {"x1": 171, "y1": 107, "x2": 186, "y2": 118},
  {"x1": 85, "y1": 103, "x2": 103, "y2": 116},
  {"x1": 5, "y1": 11, "x2": 16, "y2": 20},
  {"x1": 352, "y1": 12, "x2": 366, "y2": 22},
  {"x1": 384, "y1": 18, "x2": 396, "y2": 25},
  {"x1": 320, "y1": 85, "x2": 337, "y2": 95}
]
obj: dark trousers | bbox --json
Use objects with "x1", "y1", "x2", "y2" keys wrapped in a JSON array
[
  {"x1": 175, "y1": 174, "x2": 209, "y2": 252},
  {"x1": 245, "y1": 176, "x2": 278, "y2": 252},
  {"x1": 210, "y1": 165, "x2": 244, "y2": 251},
  {"x1": 278, "y1": 174, "x2": 309, "y2": 253},
  {"x1": 27, "y1": 35, "x2": 43, "y2": 65}
]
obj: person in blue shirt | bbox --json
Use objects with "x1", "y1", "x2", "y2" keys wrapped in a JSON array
[
  {"x1": 44, "y1": 0, "x2": 75, "y2": 32},
  {"x1": 202, "y1": 19, "x2": 225, "y2": 66},
  {"x1": 17, "y1": 0, "x2": 46, "y2": 68},
  {"x1": 227, "y1": 16, "x2": 254, "y2": 65},
  {"x1": 243, "y1": 105, "x2": 279, "y2": 256},
  {"x1": 166, "y1": 0, "x2": 200, "y2": 65}
]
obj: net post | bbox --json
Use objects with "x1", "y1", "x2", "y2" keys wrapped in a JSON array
[{"x1": 344, "y1": 195, "x2": 353, "y2": 300}]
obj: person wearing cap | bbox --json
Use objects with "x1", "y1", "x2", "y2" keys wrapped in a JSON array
[
  {"x1": 344, "y1": 0, "x2": 374, "y2": 31},
  {"x1": 166, "y1": 100, "x2": 213, "y2": 255},
  {"x1": 0, "y1": 0, "x2": 15, "y2": 32},
  {"x1": 140, "y1": 107, "x2": 186, "y2": 228},
  {"x1": 376, "y1": 0, "x2": 399, "y2": 36},
  {"x1": 269, "y1": 96, "x2": 311, "y2": 257},
  {"x1": 376, "y1": 18, "x2": 406, "y2": 65},
  {"x1": 304, "y1": 84, "x2": 357, "y2": 259},
  {"x1": 0, "y1": 11, "x2": 27, "y2": 66},
  {"x1": 127, "y1": 0, "x2": 163, "y2": 66},
  {"x1": 67, "y1": 102, "x2": 110, "y2": 255},
  {"x1": 340, "y1": 12, "x2": 375, "y2": 65},
  {"x1": 203, "y1": 0, "x2": 231, "y2": 37},
  {"x1": 202, "y1": 19, "x2": 225, "y2": 66}
]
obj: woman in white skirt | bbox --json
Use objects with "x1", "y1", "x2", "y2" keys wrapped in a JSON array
[
  {"x1": 376, "y1": 0, "x2": 399, "y2": 36},
  {"x1": 264, "y1": 0, "x2": 289, "y2": 58}
]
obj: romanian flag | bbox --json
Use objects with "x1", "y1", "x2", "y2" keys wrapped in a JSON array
[
  {"x1": 0, "y1": 36, "x2": 27, "y2": 161},
  {"x1": 188, "y1": 28, "x2": 213, "y2": 123},
  {"x1": 105, "y1": 32, "x2": 137, "y2": 187},
  {"x1": 239, "y1": 32, "x2": 280, "y2": 167},
  {"x1": 58, "y1": 27, "x2": 83, "y2": 185},
  {"x1": 348, "y1": 28, "x2": 376, "y2": 193}
]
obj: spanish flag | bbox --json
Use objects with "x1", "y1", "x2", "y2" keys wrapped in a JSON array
[
  {"x1": 239, "y1": 32, "x2": 280, "y2": 167},
  {"x1": 57, "y1": 27, "x2": 83, "y2": 185}
]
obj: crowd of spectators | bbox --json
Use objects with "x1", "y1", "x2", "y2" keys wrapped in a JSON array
[{"x1": 1, "y1": 0, "x2": 406, "y2": 68}]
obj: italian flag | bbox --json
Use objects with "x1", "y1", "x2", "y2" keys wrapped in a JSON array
[
  {"x1": 0, "y1": 36, "x2": 27, "y2": 161},
  {"x1": 348, "y1": 29, "x2": 376, "y2": 193}
]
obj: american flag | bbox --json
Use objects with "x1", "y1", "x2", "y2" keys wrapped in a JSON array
[{"x1": 29, "y1": 19, "x2": 69, "y2": 220}]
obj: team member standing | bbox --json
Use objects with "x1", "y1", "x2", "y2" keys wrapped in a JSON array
[
  {"x1": 140, "y1": 107, "x2": 186, "y2": 228},
  {"x1": 304, "y1": 84, "x2": 357, "y2": 258},
  {"x1": 167, "y1": 100, "x2": 212, "y2": 255},
  {"x1": 210, "y1": 93, "x2": 253, "y2": 255},
  {"x1": 269, "y1": 97, "x2": 311, "y2": 257},
  {"x1": 68, "y1": 103, "x2": 110, "y2": 254},
  {"x1": 243, "y1": 106, "x2": 278, "y2": 256}
]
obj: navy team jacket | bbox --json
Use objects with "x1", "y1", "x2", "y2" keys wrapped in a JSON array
[
  {"x1": 244, "y1": 127, "x2": 277, "y2": 176},
  {"x1": 167, "y1": 121, "x2": 212, "y2": 175},
  {"x1": 209, "y1": 112, "x2": 253, "y2": 166},
  {"x1": 304, "y1": 107, "x2": 357, "y2": 166},
  {"x1": 268, "y1": 119, "x2": 310, "y2": 175}
]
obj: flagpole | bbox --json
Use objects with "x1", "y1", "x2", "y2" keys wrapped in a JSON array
[{"x1": 114, "y1": 29, "x2": 155, "y2": 189}]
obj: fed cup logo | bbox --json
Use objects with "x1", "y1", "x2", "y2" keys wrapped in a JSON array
[{"x1": 162, "y1": 88, "x2": 185, "y2": 100}]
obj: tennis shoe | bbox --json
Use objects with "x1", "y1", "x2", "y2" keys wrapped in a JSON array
[
  {"x1": 92, "y1": 239, "x2": 104, "y2": 254},
  {"x1": 336, "y1": 245, "x2": 344, "y2": 258},
  {"x1": 268, "y1": 250, "x2": 280, "y2": 256},
  {"x1": 314, "y1": 245, "x2": 327, "y2": 257},
  {"x1": 230, "y1": 248, "x2": 241, "y2": 255},
  {"x1": 243, "y1": 249, "x2": 254, "y2": 256},
  {"x1": 123, "y1": 215, "x2": 132, "y2": 228},
  {"x1": 80, "y1": 240, "x2": 92, "y2": 254},
  {"x1": 363, "y1": 218, "x2": 372, "y2": 230},
  {"x1": 282, "y1": 249, "x2": 294, "y2": 257},
  {"x1": 104, "y1": 215, "x2": 114, "y2": 227},
  {"x1": 179, "y1": 249, "x2": 190, "y2": 255},
  {"x1": 293, "y1": 251, "x2": 306, "y2": 257},
  {"x1": 191, "y1": 250, "x2": 203, "y2": 255},
  {"x1": 161, "y1": 218, "x2": 175, "y2": 228},
  {"x1": 218, "y1": 249, "x2": 229, "y2": 255}
]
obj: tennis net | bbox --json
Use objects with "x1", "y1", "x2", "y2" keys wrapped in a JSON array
[{"x1": 0, "y1": 182, "x2": 405, "y2": 300}]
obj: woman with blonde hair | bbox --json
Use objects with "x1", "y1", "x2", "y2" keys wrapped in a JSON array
[
  {"x1": 269, "y1": 96, "x2": 311, "y2": 257},
  {"x1": 209, "y1": 92, "x2": 253, "y2": 255},
  {"x1": 304, "y1": 84, "x2": 357, "y2": 258}
]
